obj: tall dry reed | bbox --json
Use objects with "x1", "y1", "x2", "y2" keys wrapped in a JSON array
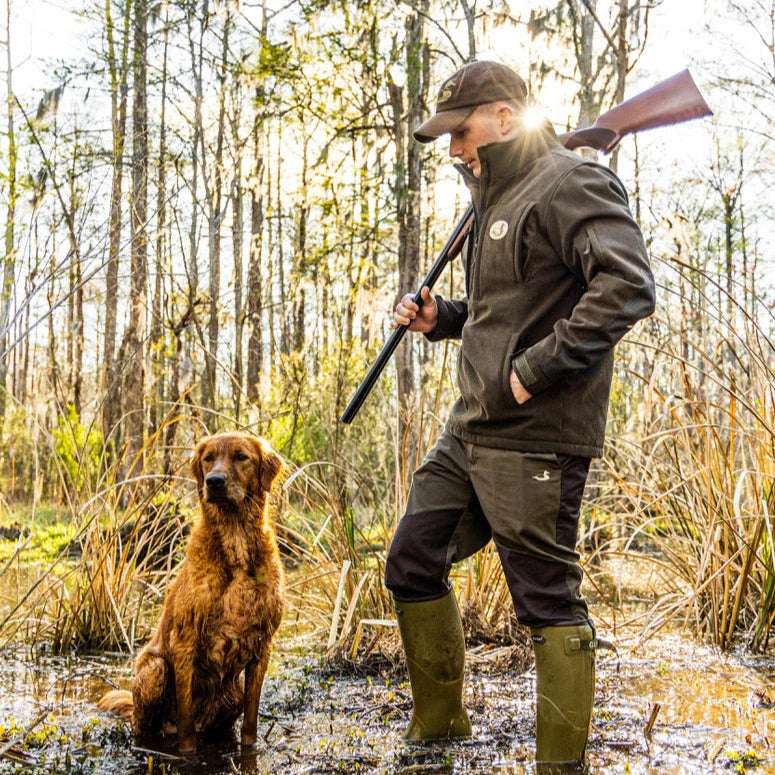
[
  {"x1": 588, "y1": 255, "x2": 774, "y2": 651},
  {"x1": 0, "y1": 409, "x2": 197, "y2": 653}
]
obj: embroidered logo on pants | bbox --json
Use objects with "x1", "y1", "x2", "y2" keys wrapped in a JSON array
[{"x1": 532, "y1": 470, "x2": 550, "y2": 481}]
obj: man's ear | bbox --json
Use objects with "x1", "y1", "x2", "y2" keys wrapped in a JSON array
[
  {"x1": 190, "y1": 439, "x2": 208, "y2": 491},
  {"x1": 254, "y1": 438, "x2": 282, "y2": 491},
  {"x1": 496, "y1": 103, "x2": 514, "y2": 135}
]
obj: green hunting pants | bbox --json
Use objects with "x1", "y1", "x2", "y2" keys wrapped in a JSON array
[{"x1": 385, "y1": 430, "x2": 591, "y2": 627}]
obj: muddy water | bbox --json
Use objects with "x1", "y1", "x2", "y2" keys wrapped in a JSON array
[{"x1": 0, "y1": 626, "x2": 770, "y2": 774}]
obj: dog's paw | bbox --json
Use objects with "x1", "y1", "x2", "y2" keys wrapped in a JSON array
[{"x1": 178, "y1": 739, "x2": 197, "y2": 756}]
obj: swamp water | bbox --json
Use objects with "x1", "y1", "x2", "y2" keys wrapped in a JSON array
[
  {"x1": 0, "y1": 558, "x2": 772, "y2": 772},
  {"x1": 0, "y1": 627, "x2": 770, "y2": 774}
]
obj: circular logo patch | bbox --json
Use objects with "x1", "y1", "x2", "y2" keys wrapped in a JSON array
[{"x1": 489, "y1": 220, "x2": 508, "y2": 240}]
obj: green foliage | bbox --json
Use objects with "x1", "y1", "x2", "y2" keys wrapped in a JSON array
[
  {"x1": 0, "y1": 522, "x2": 74, "y2": 565},
  {"x1": 0, "y1": 407, "x2": 46, "y2": 502},
  {"x1": 51, "y1": 405, "x2": 105, "y2": 496},
  {"x1": 0, "y1": 713, "x2": 108, "y2": 774}
]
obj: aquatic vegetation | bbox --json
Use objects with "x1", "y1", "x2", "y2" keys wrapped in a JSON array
[
  {"x1": 0, "y1": 713, "x2": 100, "y2": 773},
  {"x1": 723, "y1": 748, "x2": 764, "y2": 772}
]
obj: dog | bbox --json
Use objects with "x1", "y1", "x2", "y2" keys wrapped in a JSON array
[{"x1": 99, "y1": 432, "x2": 284, "y2": 753}]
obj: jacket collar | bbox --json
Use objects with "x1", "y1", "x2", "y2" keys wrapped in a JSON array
[{"x1": 455, "y1": 122, "x2": 559, "y2": 213}]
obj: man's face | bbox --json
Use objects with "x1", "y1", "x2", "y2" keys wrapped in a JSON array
[{"x1": 448, "y1": 105, "x2": 502, "y2": 179}]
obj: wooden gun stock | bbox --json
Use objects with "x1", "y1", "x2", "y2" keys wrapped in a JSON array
[
  {"x1": 340, "y1": 70, "x2": 712, "y2": 423},
  {"x1": 558, "y1": 69, "x2": 712, "y2": 152}
]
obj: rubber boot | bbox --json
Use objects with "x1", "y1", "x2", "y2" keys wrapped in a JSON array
[
  {"x1": 531, "y1": 623, "x2": 596, "y2": 772},
  {"x1": 395, "y1": 590, "x2": 472, "y2": 741}
]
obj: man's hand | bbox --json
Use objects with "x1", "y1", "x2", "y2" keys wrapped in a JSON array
[
  {"x1": 509, "y1": 369, "x2": 532, "y2": 404},
  {"x1": 392, "y1": 286, "x2": 438, "y2": 333}
]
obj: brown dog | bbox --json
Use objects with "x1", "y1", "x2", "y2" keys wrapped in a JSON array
[{"x1": 99, "y1": 433, "x2": 284, "y2": 753}]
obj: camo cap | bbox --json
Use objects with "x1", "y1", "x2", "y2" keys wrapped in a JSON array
[{"x1": 413, "y1": 60, "x2": 528, "y2": 143}]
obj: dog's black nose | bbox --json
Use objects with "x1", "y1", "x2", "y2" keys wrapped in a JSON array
[{"x1": 205, "y1": 473, "x2": 227, "y2": 488}]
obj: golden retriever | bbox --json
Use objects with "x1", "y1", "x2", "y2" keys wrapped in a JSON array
[{"x1": 99, "y1": 432, "x2": 284, "y2": 753}]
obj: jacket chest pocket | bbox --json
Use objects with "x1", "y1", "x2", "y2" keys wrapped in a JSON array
[
  {"x1": 474, "y1": 201, "x2": 537, "y2": 295},
  {"x1": 512, "y1": 201, "x2": 536, "y2": 284}
]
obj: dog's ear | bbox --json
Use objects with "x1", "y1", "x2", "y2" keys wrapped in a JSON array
[
  {"x1": 254, "y1": 438, "x2": 282, "y2": 492},
  {"x1": 190, "y1": 439, "x2": 208, "y2": 491}
]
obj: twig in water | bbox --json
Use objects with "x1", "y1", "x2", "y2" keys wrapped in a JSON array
[
  {"x1": 131, "y1": 745, "x2": 188, "y2": 762},
  {"x1": 644, "y1": 702, "x2": 661, "y2": 737},
  {"x1": 707, "y1": 739, "x2": 725, "y2": 764}
]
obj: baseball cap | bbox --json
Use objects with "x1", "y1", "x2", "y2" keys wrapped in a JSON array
[{"x1": 413, "y1": 60, "x2": 528, "y2": 143}]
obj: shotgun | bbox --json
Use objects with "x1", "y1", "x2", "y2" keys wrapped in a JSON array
[
  {"x1": 339, "y1": 69, "x2": 711, "y2": 424},
  {"x1": 339, "y1": 205, "x2": 475, "y2": 424}
]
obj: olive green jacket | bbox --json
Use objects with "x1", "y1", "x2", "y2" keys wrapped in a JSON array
[{"x1": 428, "y1": 127, "x2": 655, "y2": 457}]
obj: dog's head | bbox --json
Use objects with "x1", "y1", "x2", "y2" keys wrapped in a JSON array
[{"x1": 191, "y1": 433, "x2": 282, "y2": 510}]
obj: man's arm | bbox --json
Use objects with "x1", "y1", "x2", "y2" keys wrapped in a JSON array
[
  {"x1": 424, "y1": 296, "x2": 468, "y2": 341},
  {"x1": 393, "y1": 287, "x2": 468, "y2": 340},
  {"x1": 511, "y1": 163, "x2": 656, "y2": 395}
]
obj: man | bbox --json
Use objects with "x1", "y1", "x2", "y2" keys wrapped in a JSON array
[{"x1": 384, "y1": 60, "x2": 655, "y2": 771}]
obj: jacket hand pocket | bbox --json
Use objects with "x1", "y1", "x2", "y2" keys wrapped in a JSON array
[{"x1": 502, "y1": 332, "x2": 521, "y2": 401}]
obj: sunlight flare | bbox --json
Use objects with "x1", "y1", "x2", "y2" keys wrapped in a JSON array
[{"x1": 521, "y1": 105, "x2": 545, "y2": 129}]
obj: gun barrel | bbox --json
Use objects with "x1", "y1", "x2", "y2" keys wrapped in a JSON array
[{"x1": 339, "y1": 205, "x2": 474, "y2": 424}]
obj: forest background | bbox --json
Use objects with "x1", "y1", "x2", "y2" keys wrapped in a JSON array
[{"x1": 0, "y1": 0, "x2": 772, "y2": 660}]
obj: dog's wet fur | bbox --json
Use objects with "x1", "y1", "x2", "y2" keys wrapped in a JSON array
[{"x1": 99, "y1": 432, "x2": 284, "y2": 753}]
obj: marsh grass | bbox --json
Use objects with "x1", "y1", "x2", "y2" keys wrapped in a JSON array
[
  {"x1": 1, "y1": 255, "x2": 772, "y2": 659},
  {"x1": 278, "y1": 462, "x2": 395, "y2": 661},
  {"x1": 0, "y1": 410, "x2": 197, "y2": 653},
  {"x1": 277, "y1": 399, "x2": 532, "y2": 668},
  {"x1": 588, "y1": 256, "x2": 774, "y2": 650}
]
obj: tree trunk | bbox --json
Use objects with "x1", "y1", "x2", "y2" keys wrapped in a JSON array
[
  {"x1": 460, "y1": 0, "x2": 476, "y2": 59},
  {"x1": 358, "y1": 137, "x2": 375, "y2": 348},
  {"x1": 231, "y1": 123, "x2": 244, "y2": 416},
  {"x1": 149, "y1": 5, "x2": 169, "y2": 436},
  {"x1": 575, "y1": 0, "x2": 598, "y2": 129},
  {"x1": 608, "y1": 0, "x2": 628, "y2": 174},
  {"x1": 19, "y1": 263, "x2": 32, "y2": 405},
  {"x1": 293, "y1": 131, "x2": 309, "y2": 353},
  {"x1": 68, "y1": 136, "x2": 84, "y2": 415},
  {"x1": 0, "y1": 0, "x2": 17, "y2": 424},
  {"x1": 185, "y1": 7, "x2": 203, "y2": 404},
  {"x1": 246, "y1": 110, "x2": 265, "y2": 402},
  {"x1": 276, "y1": 121, "x2": 287, "y2": 356},
  {"x1": 392, "y1": 3, "x2": 429, "y2": 469},
  {"x1": 201, "y1": 8, "x2": 230, "y2": 421},
  {"x1": 245, "y1": 8, "x2": 269, "y2": 404},
  {"x1": 102, "y1": 0, "x2": 132, "y2": 442},
  {"x1": 120, "y1": 0, "x2": 148, "y2": 468},
  {"x1": 47, "y1": 228, "x2": 61, "y2": 402},
  {"x1": 266, "y1": 131, "x2": 275, "y2": 367}
]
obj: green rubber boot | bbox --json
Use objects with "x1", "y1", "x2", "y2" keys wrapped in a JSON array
[
  {"x1": 531, "y1": 623, "x2": 596, "y2": 771},
  {"x1": 395, "y1": 590, "x2": 472, "y2": 741}
]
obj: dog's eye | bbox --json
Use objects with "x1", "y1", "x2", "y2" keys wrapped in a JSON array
[
  {"x1": 203, "y1": 454, "x2": 215, "y2": 462},
  {"x1": 234, "y1": 452, "x2": 249, "y2": 462}
]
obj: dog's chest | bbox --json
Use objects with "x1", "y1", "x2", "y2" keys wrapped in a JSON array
[
  {"x1": 221, "y1": 573, "x2": 266, "y2": 624},
  {"x1": 219, "y1": 529, "x2": 254, "y2": 570},
  {"x1": 203, "y1": 573, "x2": 270, "y2": 665}
]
